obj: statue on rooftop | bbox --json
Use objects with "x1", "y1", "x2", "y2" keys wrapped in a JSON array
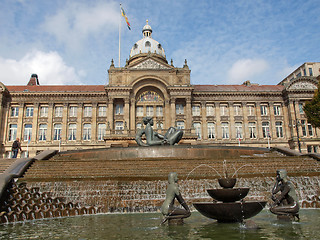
[
  {"x1": 135, "y1": 117, "x2": 183, "y2": 146},
  {"x1": 270, "y1": 169, "x2": 300, "y2": 220},
  {"x1": 160, "y1": 172, "x2": 190, "y2": 224}
]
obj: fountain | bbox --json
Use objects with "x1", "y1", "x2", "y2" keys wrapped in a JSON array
[{"x1": 193, "y1": 177, "x2": 267, "y2": 222}]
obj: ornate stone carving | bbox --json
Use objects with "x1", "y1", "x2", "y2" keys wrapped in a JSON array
[
  {"x1": 131, "y1": 59, "x2": 171, "y2": 70},
  {"x1": 288, "y1": 81, "x2": 317, "y2": 90}
]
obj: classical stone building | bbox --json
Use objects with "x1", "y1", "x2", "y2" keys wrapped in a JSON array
[{"x1": 0, "y1": 22, "x2": 319, "y2": 157}]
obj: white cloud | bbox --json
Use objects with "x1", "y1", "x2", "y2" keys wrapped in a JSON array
[
  {"x1": 0, "y1": 50, "x2": 84, "y2": 85},
  {"x1": 227, "y1": 58, "x2": 269, "y2": 84},
  {"x1": 42, "y1": 1, "x2": 119, "y2": 50}
]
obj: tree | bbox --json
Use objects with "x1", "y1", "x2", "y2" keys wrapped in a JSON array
[{"x1": 304, "y1": 81, "x2": 320, "y2": 128}]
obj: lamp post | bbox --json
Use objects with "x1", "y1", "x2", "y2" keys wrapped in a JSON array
[{"x1": 293, "y1": 100, "x2": 302, "y2": 153}]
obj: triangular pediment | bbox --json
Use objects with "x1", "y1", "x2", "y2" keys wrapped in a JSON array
[
  {"x1": 287, "y1": 78, "x2": 318, "y2": 91},
  {"x1": 129, "y1": 58, "x2": 172, "y2": 70}
]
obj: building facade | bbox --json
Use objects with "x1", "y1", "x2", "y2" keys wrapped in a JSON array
[{"x1": 0, "y1": 22, "x2": 319, "y2": 157}]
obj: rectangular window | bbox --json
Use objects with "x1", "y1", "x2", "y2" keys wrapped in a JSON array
[
  {"x1": 248, "y1": 104, "x2": 255, "y2": 116},
  {"x1": 55, "y1": 106, "x2": 63, "y2": 117},
  {"x1": 25, "y1": 107, "x2": 33, "y2": 117},
  {"x1": 69, "y1": 106, "x2": 78, "y2": 117},
  {"x1": 262, "y1": 122, "x2": 270, "y2": 138},
  {"x1": 303, "y1": 69, "x2": 306, "y2": 76},
  {"x1": 146, "y1": 106, "x2": 154, "y2": 117},
  {"x1": 115, "y1": 104, "x2": 123, "y2": 115},
  {"x1": 68, "y1": 123, "x2": 77, "y2": 140},
  {"x1": 221, "y1": 122, "x2": 229, "y2": 139},
  {"x1": 298, "y1": 103, "x2": 304, "y2": 114},
  {"x1": 157, "y1": 122, "x2": 163, "y2": 129},
  {"x1": 220, "y1": 105, "x2": 228, "y2": 116},
  {"x1": 192, "y1": 105, "x2": 200, "y2": 116},
  {"x1": 296, "y1": 72, "x2": 301, "y2": 77},
  {"x1": 53, "y1": 124, "x2": 62, "y2": 140},
  {"x1": 176, "y1": 104, "x2": 184, "y2": 115},
  {"x1": 276, "y1": 122, "x2": 283, "y2": 138},
  {"x1": 84, "y1": 106, "x2": 92, "y2": 117},
  {"x1": 309, "y1": 68, "x2": 313, "y2": 76},
  {"x1": 98, "y1": 123, "x2": 106, "y2": 140},
  {"x1": 98, "y1": 106, "x2": 107, "y2": 117},
  {"x1": 249, "y1": 122, "x2": 257, "y2": 139},
  {"x1": 40, "y1": 106, "x2": 48, "y2": 117},
  {"x1": 235, "y1": 122, "x2": 243, "y2": 139},
  {"x1": 260, "y1": 105, "x2": 268, "y2": 116},
  {"x1": 39, "y1": 124, "x2": 47, "y2": 141},
  {"x1": 206, "y1": 105, "x2": 214, "y2": 116},
  {"x1": 301, "y1": 120, "x2": 307, "y2": 137},
  {"x1": 156, "y1": 106, "x2": 163, "y2": 117},
  {"x1": 193, "y1": 122, "x2": 201, "y2": 139},
  {"x1": 207, "y1": 122, "x2": 215, "y2": 139},
  {"x1": 23, "y1": 124, "x2": 32, "y2": 142},
  {"x1": 83, "y1": 123, "x2": 91, "y2": 140},
  {"x1": 9, "y1": 124, "x2": 17, "y2": 141},
  {"x1": 115, "y1": 121, "x2": 124, "y2": 133},
  {"x1": 273, "y1": 105, "x2": 281, "y2": 116},
  {"x1": 307, "y1": 123, "x2": 313, "y2": 136},
  {"x1": 11, "y1": 106, "x2": 19, "y2": 117},
  {"x1": 136, "y1": 106, "x2": 144, "y2": 117},
  {"x1": 176, "y1": 121, "x2": 185, "y2": 130},
  {"x1": 234, "y1": 105, "x2": 242, "y2": 116}
]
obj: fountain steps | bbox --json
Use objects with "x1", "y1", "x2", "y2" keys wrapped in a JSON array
[
  {"x1": 21, "y1": 155, "x2": 320, "y2": 181},
  {"x1": 0, "y1": 158, "x2": 19, "y2": 173}
]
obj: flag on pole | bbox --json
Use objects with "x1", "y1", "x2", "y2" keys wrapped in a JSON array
[{"x1": 121, "y1": 6, "x2": 131, "y2": 30}]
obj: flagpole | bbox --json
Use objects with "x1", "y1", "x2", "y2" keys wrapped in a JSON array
[{"x1": 119, "y1": 3, "x2": 121, "y2": 67}]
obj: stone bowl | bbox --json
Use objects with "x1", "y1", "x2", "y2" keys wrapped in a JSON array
[
  {"x1": 218, "y1": 178, "x2": 236, "y2": 188},
  {"x1": 193, "y1": 201, "x2": 267, "y2": 222},
  {"x1": 207, "y1": 188, "x2": 250, "y2": 202}
]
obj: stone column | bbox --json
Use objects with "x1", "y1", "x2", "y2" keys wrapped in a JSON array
[
  {"x1": 170, "y1": 98, "x2": 176, "y2": 127},
  {"x1": 2, "y1": 102, "x2": 10, "y2": 144},
  {"x1": 61, "y1": 103, "x2": 68, "y2": 142},
  {"x1": 282, "y1": 103, "x2": 290, "y2": 139},
  {"x1": 216, "y1": 103, "x2": 221, "y2": 139},
  {"x1": 17, "y1": 103, "x2": 25, "y2": 140},
  {"x1": 256, "y1": 103, "x2": 262, "y2": 139},
  {"x1": 76, "y1": 103, "x2": 83, "y2": 142},
  {"x1": 31, "y1": 103, "x2": 39, "y2": 143},
  {"x1": 91, "y1": 102, "x2": 98, "y2": 142},
  {"x1": 107, "y1": 97, "x2": 114, "y2": 130},
  {"x1": 124, "y1": 98, "x2": 130, "y2": 132},
  {"x1": 47, "y1": 103, "x2": 54, "y2": 142},
  {"x1": 164, "y1": 99, "x2": 170, "y2": 129},
  {"x1": 201, "y1": 101, "x2": 207, "y2": 140},
  {"x1": 269, "y1": 102, "x2": 276, "y2": 139},
  {"x1": 229, "y1": 102, "x2": 235, "y2": 139},
  {"x1": 242, "y1": 102, "x2": 248, "y2": 140},
  {"x1": 130, "y1": 99, "x2": 136, "y2": 131},
  {"x1": 289, "y1": 100, "x2": 297, "y2": 138},
  {"x1": 186, "y1": 97, "x2": 192, "y2": 130}
]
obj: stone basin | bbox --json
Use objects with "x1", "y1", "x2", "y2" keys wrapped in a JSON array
[
  {"x1": 207, "y1": 188, "x2": 249, "y2": 202},
  {"x1": 193, "y1": 201, "x2": 267, "y2": 222}
]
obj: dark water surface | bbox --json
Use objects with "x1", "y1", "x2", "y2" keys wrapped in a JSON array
[{"x1": 0, "y1": 209, "x2": 319, "y2": 239}]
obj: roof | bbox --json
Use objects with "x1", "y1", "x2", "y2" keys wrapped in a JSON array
[
  {"x1": 6, "y1": 85, "x2": 106, "y2": 93},
  {"x1": 193, "y1": 84, "x2": 284, "y2": 92}
]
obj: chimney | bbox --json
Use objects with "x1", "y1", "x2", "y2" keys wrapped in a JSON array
[{"x1": 27, "y1": 74, "x2": 40, "y2": 86}]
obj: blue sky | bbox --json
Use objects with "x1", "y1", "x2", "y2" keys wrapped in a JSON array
[{"x1": 0, "y1": 0, "x2": 319, "y2": 86}]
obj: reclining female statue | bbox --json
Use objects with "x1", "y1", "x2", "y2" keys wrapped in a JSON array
[
  {"x1": 160, "y1": 172, "x2": 191, "y2": 224},
  {"x1": 135, "y1": 117, "x2": 183, "y2": 146},
  {"x1": 270, "y1": 169, "x2": 300, "y2": 220}
]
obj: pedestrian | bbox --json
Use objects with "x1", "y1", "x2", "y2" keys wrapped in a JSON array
[{"x1": 12, "y1": 138, "x2": 22, "y2": 158}]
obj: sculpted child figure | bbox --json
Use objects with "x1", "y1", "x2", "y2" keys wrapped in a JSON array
[
  {"x1": 160, "y1": 172, "x2": 191, "y2": 224},
  {"x1": 270, "y1": 169, "x2": 300, "y2": 220}
]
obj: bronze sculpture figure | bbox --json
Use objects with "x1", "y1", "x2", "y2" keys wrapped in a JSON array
[
  {"x1": 160, "y1": 172, "x2": 190, "y2": 224},
  {"x1": 135, "y1": 117, "x2": 183, "y2": 146},
  {"x1": 270, "y1": 169, "x2": 300, "y2": 220}
]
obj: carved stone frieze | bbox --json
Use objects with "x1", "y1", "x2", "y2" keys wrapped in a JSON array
[
  {"x1": 131, "y1": 59, "x2": 171, "y2": 70},
  {"x1": 288, "y1": 81, "x2": 317, "y2": 90}
]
